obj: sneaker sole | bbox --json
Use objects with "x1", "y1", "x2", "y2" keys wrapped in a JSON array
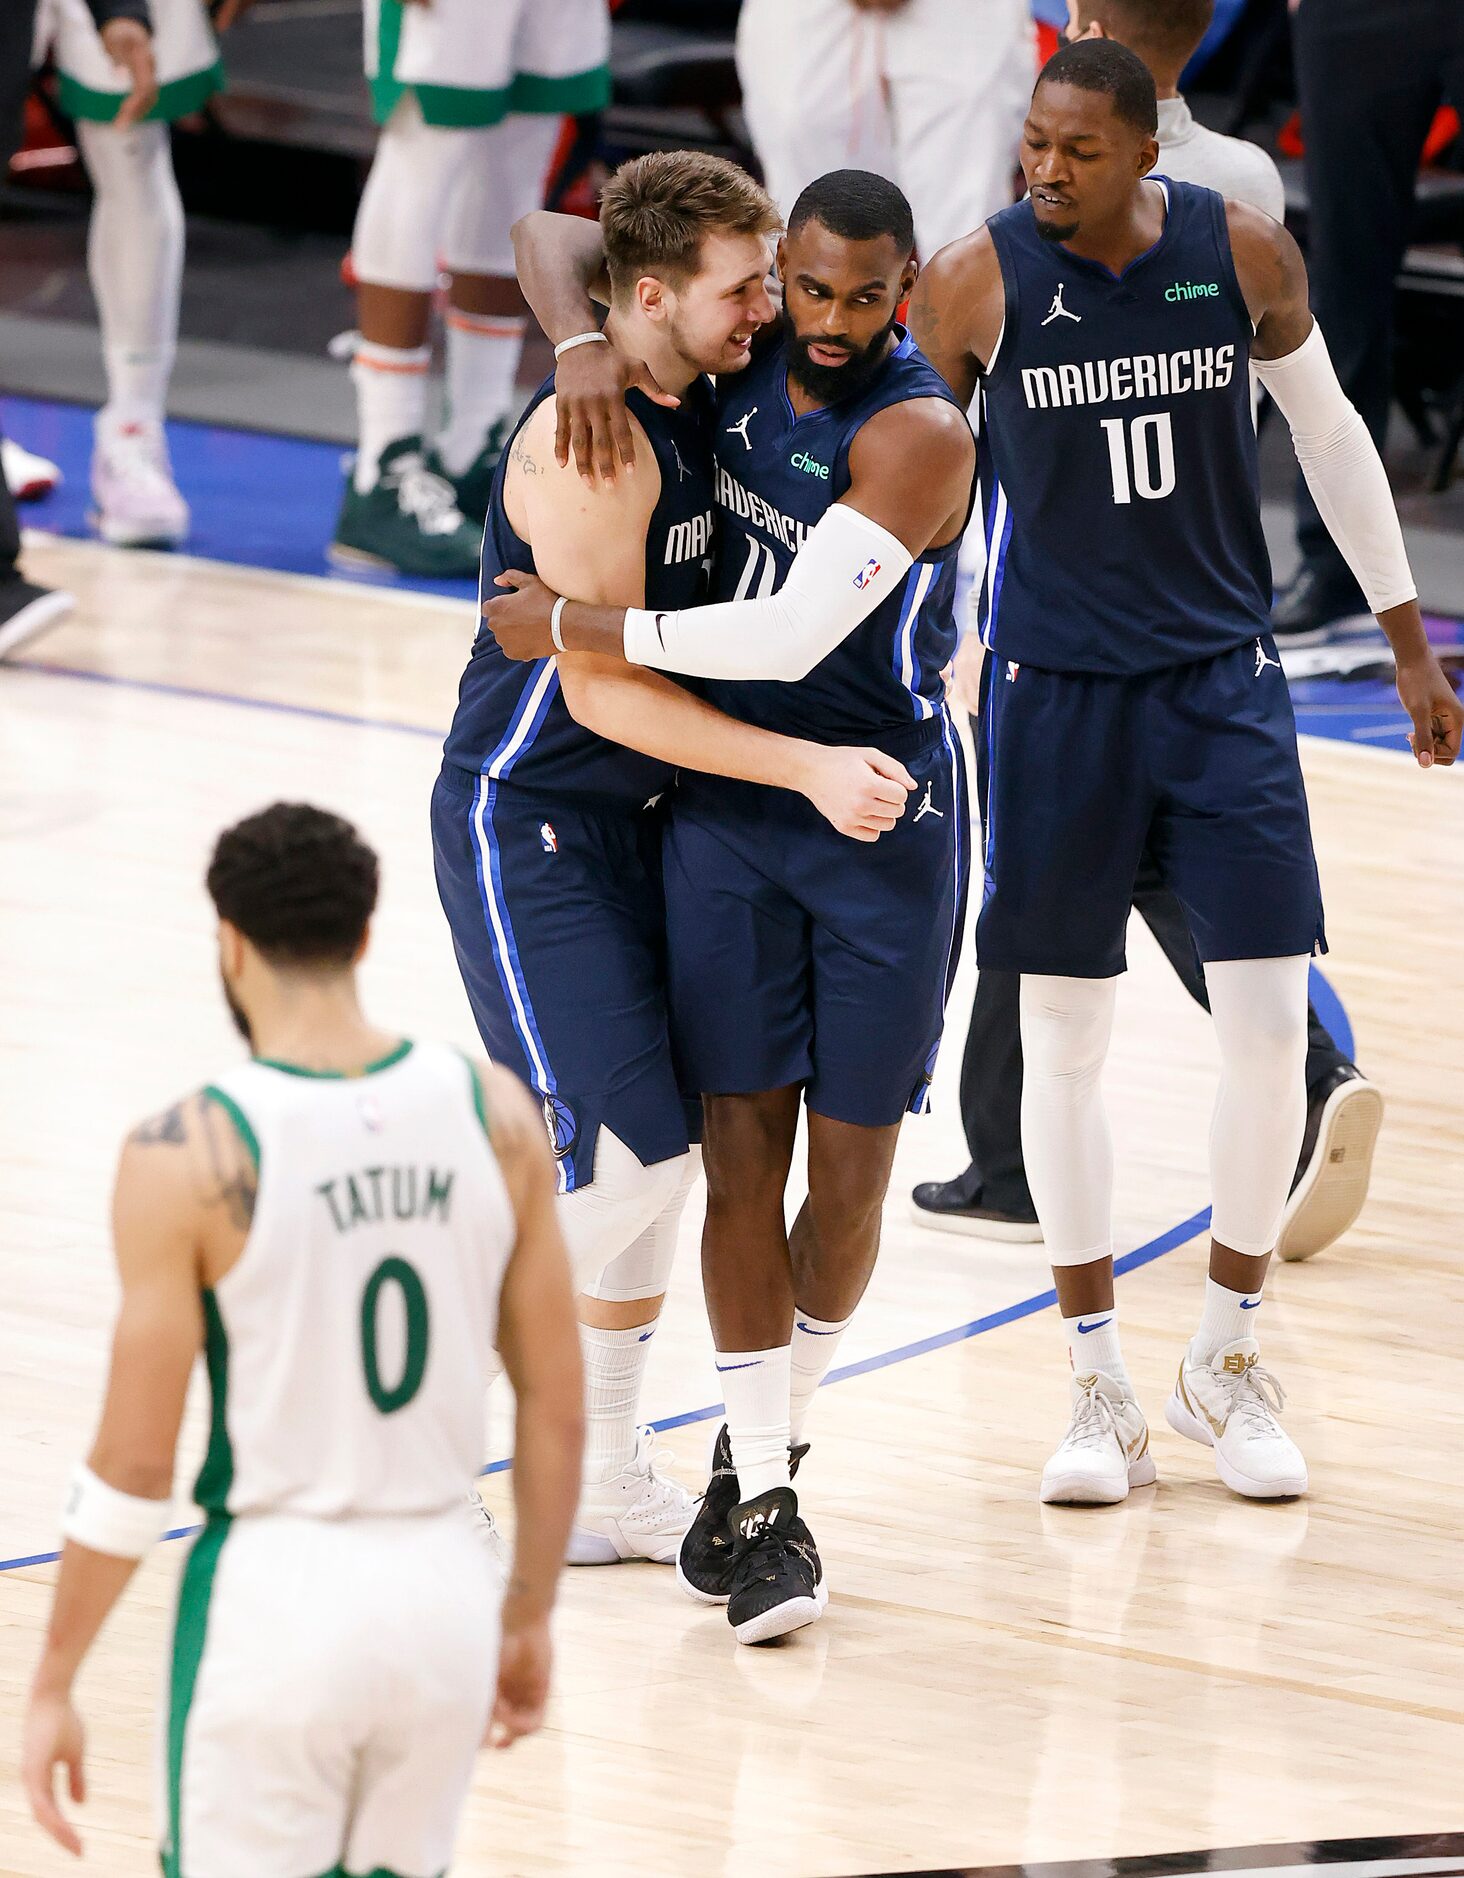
[
  {"x1": 1039, "y1": 1451, "x2": 1155, "y2": 1506},
  {"x1": 566, "y1": 1527, "x2": 679, "y2": 1566},
  {"x1": 1163, "y1": 1391, "x2": 1307, "y2": 1499},
  {"x1": 907, "y1": 1199, "x2": 1043, "y2": 1242},
  {"x1": 327, "y1": 540, "x2": 479, "y2": 580},
  {"x1": 0, "y1": 589, "x2": 73, "y2": 660},
  {"x1": 732, "y1": 1580, "x2": 829, "y2": 1646},
  {"x1": 676, "y1": 1550, "x2": 733, "y2": 1606},
  {"x1": 94, "y1": 514, "x2": 187, "y2": 549},
  {"x1": 1275, "y1": 1081, "x2": 1384, "y2": 1264}
]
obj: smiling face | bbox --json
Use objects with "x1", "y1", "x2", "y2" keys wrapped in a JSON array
[
  {"x1": 777, "y1": 218, "x2": 917, "y2": 401},
  {"x1": 1022, "y1": 77, "x2": 1158, "y2": 245},
  {"x1": 643, "y1": 228, "x2": 778, "y2": 377}
]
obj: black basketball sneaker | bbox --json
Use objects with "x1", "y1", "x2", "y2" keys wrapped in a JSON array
[
  {"x1": 725, "y1": 1486, "x2": 826, "y2": 1646},
  {"x1": 676, "y1": 1425, "x2": 810, "y2": 1605}
]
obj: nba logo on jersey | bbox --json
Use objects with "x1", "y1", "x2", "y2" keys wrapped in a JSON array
[
  {"x1": 539, "y1": 822, "x2": 558, "y2": 853},
  {"x1": 1006, "y1": 661, "x2": 1021, "y2": 682},
  {"x1": 853, "y1": 558, "x2": 881, "y2": 590},
  {"x1": 357, "y1": 1091, "x2": 384, "y2": 1132}
]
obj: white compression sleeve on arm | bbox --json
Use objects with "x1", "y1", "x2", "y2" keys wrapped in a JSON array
[
  {"x1": 623, "y1": 503, "x2": 914, "y2": 682},
  {"x1": 1252, "y1": 323, "x2": 1416, "y2": 615}
]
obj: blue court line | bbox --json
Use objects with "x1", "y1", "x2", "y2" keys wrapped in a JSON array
[{"x1": 0, "y1": 1207, "x2": 1215, "y2": 1575}]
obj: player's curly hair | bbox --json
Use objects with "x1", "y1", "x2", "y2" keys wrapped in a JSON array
[
  {"x1": 601, "y1": 150, "x2": 780, "y2": 298},
  {"x1": 206, "y1": 802, "x2": 379, "y2": 968}
]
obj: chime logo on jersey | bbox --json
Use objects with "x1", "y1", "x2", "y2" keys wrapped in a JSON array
[
  {"x1": 790, "y1": 450, "x2": 830, "y2": 480},
  {"x1": 853, "y1": 558, "x2": 882, "y2": 590},
  {"x1": 539, "y1": 823, "x2": 557, "y2": 853},
  {"x1": 543, "y1": 1092, "x2": 577, "y2": 1159}
]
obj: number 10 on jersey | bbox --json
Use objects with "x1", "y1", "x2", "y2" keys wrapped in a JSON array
[{"x1": 1101, "y1": 412, "x2": 1176, "y2": 505}]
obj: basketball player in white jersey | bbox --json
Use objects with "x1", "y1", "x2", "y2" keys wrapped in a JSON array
[
  {"x1": 30, "y1": 0, "x2": 231, "y2": 546},
  {"x1": 22, "y1": 802, "x2": 584, "y2": 1873}
]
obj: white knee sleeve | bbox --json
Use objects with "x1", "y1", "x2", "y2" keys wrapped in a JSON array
[
  {"x1": 556, "y1": 1131, "x2": 691, "y2": 1296},
  {"x1": 441, "y1": 114, "x2": 562, "y2": 278},
  {"x1": 351, "y1": 98, "x2": 476, "y2": 293},
  {"x1": 582, "y1": 1147, "x2": 700, "y2": 1304},
  {"x1": 1019, "y1": 974, "x2": 1118, "y2": 1267},
  {"x1": 76, "y1": 119, "x2": 183, "y2": 364},
  {"x1": 1205, "y1": 956, "x2": 1311, "y2": 1257}
]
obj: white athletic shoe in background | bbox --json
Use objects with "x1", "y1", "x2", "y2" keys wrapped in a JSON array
[
  {"x1": 567, "y1": 1425, "x2": 699, "y2": 1564},
  {"x1": 1165, "y1": 1338, "x2": 1308, "y2": 1499},
  {"x1": 2, "y1": 436, "x2": 61, "y2": 500},
  {"x1": 1040, "y1": 1371, "x2": 1156, "y2": 1505},
  {"x1": 91, "y1": 416, "x2": 190, "y2": 548}
]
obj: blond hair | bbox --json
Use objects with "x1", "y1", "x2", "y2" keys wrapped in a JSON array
[{"x1": 600, "y1": 150, "x2": 780, "y2": 299}]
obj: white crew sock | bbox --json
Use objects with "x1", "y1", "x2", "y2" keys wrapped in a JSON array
[
  {"x1": 580, "y1": 1322, "x2": 655, "y2": 1486},
  {"x1": 1061, "y1": 1308, "x2": 1132, "y2": 1395},
  {"x1": 717, "y1": 1345, "x2": 792, "y2": 1500},
  {"x1": 789, "y1": 1309, "x2": 852, "y2": 1446},
  {"x1": 350, "y1": 340, "x2": 431, "y2": 492},
  {"x1": 437, "y1": 309, "x2": 526, "y2": 474},
  {"x1": 1191, "y1": 1275, "x2": 1264, "y2": 1364}
]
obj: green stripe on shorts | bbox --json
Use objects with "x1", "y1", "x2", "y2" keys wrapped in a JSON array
[
  {"x1": 58, "y1": 61, "x2": 224, "y2": 124},
  {"x1": 162, "y1": 1514, "x2": 233, "y2": 1878}
]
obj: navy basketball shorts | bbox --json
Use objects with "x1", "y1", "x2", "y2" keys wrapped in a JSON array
[
  {"x1": 975, "y1": 635, "x2": 1327, "y2": 979},
  {"x1": 430, "y1": 761, "x2": 692, "y2": 1191},
  {"x1": 663, "y1": 717, "x2": 971, "y2": 1129}
]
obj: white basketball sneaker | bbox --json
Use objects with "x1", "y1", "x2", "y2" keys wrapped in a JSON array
[
  {"x1": 567, "y1": 1426, "x2": 698, "y2": 1565},
  {"x1": 1040, "y1": 1371, "x2": 1157, "y2": 1505},
  {"x1": 1165, "y1": 1338, "x2": 1308, "y2": 1499},
  {"x1": 92, "y1": 416, "x2": 190, "y2": 547},
  {"x1": 2, "y1": 436, "x2": 61, "y2": 500}
]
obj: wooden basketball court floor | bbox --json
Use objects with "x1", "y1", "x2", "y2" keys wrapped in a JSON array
[{"x1": 1, "y1": 532, "x2": 1461, "y2": 1877}]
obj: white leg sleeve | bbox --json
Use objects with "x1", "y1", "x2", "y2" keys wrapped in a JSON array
[
  {"x1": 1205, "y1": 956, "x2": 1311, "y2": 1258},
  {"x1": 581, "y1": 1148, "x2": 699, "y2": 1304},
  {"x1": 75, "y1": 119, "x2": 183, "y2": 422},
  {"x1": 1020, "y1": 974, "x2": 1118, "y2": 1267},
  {"x1": 441, "y1": 113, "x2": 562, "y2": 279},
  {"x1": 351, "y1": 97, "x2": 475, "y2": 294},
  {"x1": 556, "y1": 1131, "x2": 690, "y2": 1297}
]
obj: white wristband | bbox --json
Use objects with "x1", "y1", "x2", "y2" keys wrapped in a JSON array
[
  {"x1": 550, "y1": 596, "x2": 568, "y2": 653},
  {"x1": 62, "y1": 1463, "x2": 173, "y2": 1559},
  {"x1": 553, "y1": 331, "x2": 609, "y2": 360}
]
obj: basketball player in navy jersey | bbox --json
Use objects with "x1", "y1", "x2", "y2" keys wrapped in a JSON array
[
  {"x1": 431, "y1": 153, "x2": 914, "y2": 1572},
  {"x1": 487, "y1": 169, "x2": 977, "y2": 1643},
  {"x1": 904, "y1": 39, "x2": 1462, "y2": 1505}
]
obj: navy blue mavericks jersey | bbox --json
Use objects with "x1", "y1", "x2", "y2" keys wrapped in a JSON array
[
  {"x1": 442, "y1": 372, "x2": 717, "y2": 803},
  {"x1": 706, "y1": 327, "x2": 973, "y2": 744},
  {"x1": 976, "y1": 179, "x2": 1272, "y2": 676}
]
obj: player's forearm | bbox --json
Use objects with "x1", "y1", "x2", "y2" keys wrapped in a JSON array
[
  {"x1": 564, "y1": 662, "x2": 820, "y2": 794},
  {"x1": 32, "y1": 1546, "x2": 141, "y2": 1697},
  {"x1": 510, "y1": 211, "x2": 610, "y2": 348},
  {"x1": 505, "y1": 1387, "x2": 584, "y2": 1623}
]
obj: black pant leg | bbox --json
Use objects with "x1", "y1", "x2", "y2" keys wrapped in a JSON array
[
  {"x1": 2, "y1": 0, "x2": 37, "y2": 581},
  {"x1": 957, "y1": 964, "x2": 1033, "y2": 1214},
  {"x1": 1291, "y1": 0, "x2": 1453, "y2": 576},
  {"x1": 0, "y1": 420, "x2": 19, "y2": 581}
]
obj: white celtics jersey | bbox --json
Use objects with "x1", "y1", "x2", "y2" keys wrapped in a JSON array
[{"x1": 196, "y1": 1040, "x2": 512, "y2": 1521}]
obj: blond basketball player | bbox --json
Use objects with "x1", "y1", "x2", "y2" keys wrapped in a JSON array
[{"x1": 22, "y1": 802, "x2": 584, "y2": 1874}]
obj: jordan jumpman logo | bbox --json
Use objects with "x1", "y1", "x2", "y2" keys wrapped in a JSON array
[{"x1": 1041, "y1": 282, "x2": 1081, "y2": 326}]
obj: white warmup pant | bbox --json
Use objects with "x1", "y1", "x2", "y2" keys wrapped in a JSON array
[
  {"x1": 353, "y1": 96, "x2": 563, "y2": 293},
  {"x1": 162, "y1": 1510, "x2": 498, "y2": 1878},
  {"x1": 735, "y1": 0, "x2": 1033, "y2": 258}
]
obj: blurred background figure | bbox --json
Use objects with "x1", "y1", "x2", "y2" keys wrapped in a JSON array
[
  {"x1": 2, "y1": 0, "x2": 158, "y2": 652},
  {"x1": 733, "y1": 0, "x2": 1033, "y2": 261},
  {"x1": 330, "y1": 0, "x2": 611, "y2": 580},
  {"x1": 30, "y1": 0, "x2": 222, "y2": 548},
  {"x1": 1274, "y1": 0, "x2": 1464, "y2": 641}
]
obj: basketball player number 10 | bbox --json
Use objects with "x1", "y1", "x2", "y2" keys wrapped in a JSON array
[{"x1": 1100, "y1": 413, "x2": 1176, "y2": 505}]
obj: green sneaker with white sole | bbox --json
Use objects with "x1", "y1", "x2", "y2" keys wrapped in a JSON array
[{"x1": 330, "y1": 436, "x2": 483, "y2": 579}]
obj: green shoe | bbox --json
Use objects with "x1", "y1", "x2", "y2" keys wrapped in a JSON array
[
  {"x1": 427, "y1": 416, "x2": 512, "y2": 525},
  {"x1": 329, "y1": 436, "x2": 483, "y2": 579}
]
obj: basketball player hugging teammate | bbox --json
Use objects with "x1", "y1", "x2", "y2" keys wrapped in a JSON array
[{"x1": 484, "y1": 161, "x2": 977, "y2": 1643}]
